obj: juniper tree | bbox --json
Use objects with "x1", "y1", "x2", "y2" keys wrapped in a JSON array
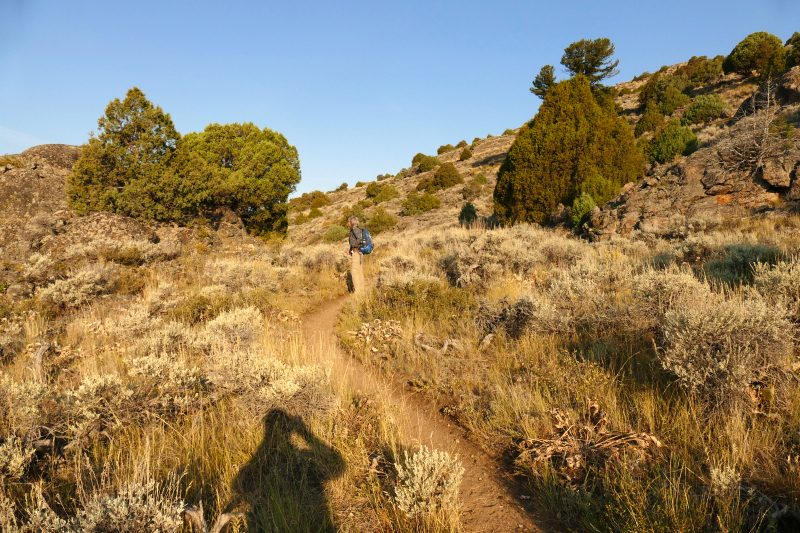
[
  {"x1": 67, "y1": 87, "x2": 181, "y2": 216},
  {"x1": 494, "y1": 76, "x2": 643, "y2": 225}
]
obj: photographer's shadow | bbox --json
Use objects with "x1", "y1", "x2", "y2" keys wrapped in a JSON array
[{"x1": 229, "y1": 409, "x2": 345, "y2": 532}]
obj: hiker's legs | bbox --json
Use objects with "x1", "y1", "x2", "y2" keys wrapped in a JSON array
[{"x1": 350, "y1": 252, "x2": 364, "y2": 294}]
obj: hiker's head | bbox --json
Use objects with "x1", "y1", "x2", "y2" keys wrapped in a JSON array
[{"x1": 348, "y1": 216, "x2": 359, "y2": 228}]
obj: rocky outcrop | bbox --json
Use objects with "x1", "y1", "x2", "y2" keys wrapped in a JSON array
[
  {"x1": 735, "y1": 66, "x2": 800, "y2": 116},
  {"x1": 583, "y1": 144, "x2": 799, "y2": 238}
]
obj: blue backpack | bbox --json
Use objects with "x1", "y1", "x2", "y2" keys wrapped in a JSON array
[{"x1": 359, "y1": 228, "x2": 374, "y2": 254}]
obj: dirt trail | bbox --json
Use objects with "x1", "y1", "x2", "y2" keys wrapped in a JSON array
[{"x1": 302, "y1": 295, "x2": 549, "y2": 533}]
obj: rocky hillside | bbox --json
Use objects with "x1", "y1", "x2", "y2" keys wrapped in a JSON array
[
  {"x1": 585, "y1": 66, "x2": 800, "y2": 239},
  {"x1": 286, "y1": 133, "x2": 516, "y2": 244}
]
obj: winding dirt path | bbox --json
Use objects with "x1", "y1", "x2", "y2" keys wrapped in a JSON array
[{"x1": 302, "y1": 295, "x2": 550, "y2": 533}]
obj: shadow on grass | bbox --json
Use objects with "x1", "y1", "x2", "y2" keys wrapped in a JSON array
[{"x1": 228, "y1": 409, "x2": 345, "y2": 532}]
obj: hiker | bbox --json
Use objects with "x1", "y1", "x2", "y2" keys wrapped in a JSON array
[{"x1": 346, "y1": 216, "x2": 366, "y2": 293}]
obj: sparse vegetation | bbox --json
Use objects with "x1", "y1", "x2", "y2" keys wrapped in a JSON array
[
  {"x1": 461, "y1": 179, "x2": 483, "y2": 201},
  {"x1": 459, "y1": 148, "x2": 472, "y2": 161},
  {"x1": 437, "y1": 144, "x2": 455, "y2": 155}
]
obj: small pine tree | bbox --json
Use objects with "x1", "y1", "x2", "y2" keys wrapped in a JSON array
[
  {"x1": 530, "y1": 65, "x2": 557, "y2": 99},
  {"x1": 367, "y1": 207, "x2": 397, "y2": 234},
  {"x1": 401, "y1": 192, "x2": 441, "y2": 216},
  {"x1": 571, "y1": 192, "x2": 596, "y2": 226},
  {"x1": 458, "y1": 203, "x2": 478, "y2": 227},
  {"x1": 459, "y1": 148, "x2": 473, "y2": 161},
  {"x1": 648, "y1": 121, "x2": 699, "y2": 164},
  {"x1": 417, "y1": 155, "x2": 442, "y2": 173},
  {"x1": 635, "y1": 101, "x2": 665, "y2": 137},
  {"x1": 560, "y1": 38, "x2": 619, "y2": 88}
]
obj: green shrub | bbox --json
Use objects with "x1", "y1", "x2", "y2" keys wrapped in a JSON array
[
  {"x1": 502, "y1": 129, "x2": 515, "y2": 136},
  {"x1": 100, "y1": 246, "x2": 143, "y2": 266},
  {"x1": 293, "y1": 213, "x2": 309, "y2": 225},
  {"x1": 323, "y1": 224, "x2": 349, "y2": 243},
  {"x1": 494, "y1": 76, "x2": 643, "y2": 225},
  {"x1": 474, "y1": 172, "x2": 487, "y2": 184},
  {"x1": 355, "y1": 181, "x2": 366, "y2": 187},
  {"x1": 437, "y1": 144, "x2": 455, "y2": 155},
  {"x1": 335, "y1": 182, "x2": 348, "y2": 192},
  {"x1": 456, "y1": 140, "x2": 468, "y2": 149},
  {"x1": 723, "y1": 32, "x2": 785, "y2": 76},
  {"x1": 365, "y1": 182, "x2": 382, "y2": 198},
  {"x1": 373, "y1": 185, "x2": 400, "y2": 205},
  {"x1": 376, "y1": 173, "x2": 392, "y2": 181},
  {"x1": 787, "y1": 32, "x2": 800, "y2": 68},
  {"x1": 416, "y1": 162, "x2": 464, "y2": 193},
  {"x1": 367, "y1": 207, "x2": 397, "y2": 234},
  {"x1": 458, "y1": 203, "x2": 478, "y2": 227},
  {"x1": 459, "y1": 148, "x2": 473, "y2": 161},
  {"x1": 632, "y1": 71, "x2": 651, "y2": 82},
  {"x1": 412, "y1": 153, "x2": 425, "y2": 166},
  {"x1": 310, "y1": 195, "x2": 331, "y2": 209},
  {"x1": 395, "y1": 168, "x2": 408, "y2": 180},
  {"x1": 290, "y1": 190, "x2": 330, "y2": 211},
  {"x1": 681, "y1": 94, "x2": 730, "y2": 125},
  {"x1": 68, "y1": 89, "x2": 300, "y2": 236},
  {"x1": 658, "y1": 85, "x2": 691, "y2": 115},
  {"x1": 705, "y1": 244, "x2": 784, "y2": 284},
  {"x1": 401, "y1": 192, "x2": 441, "y2": 216},
  {"x1": 635, "y1": 101, "x2": 665, "y2": 137},
  {"x1": 649, "y1": 121, "x2": 699, "y2": 164},
  {"x1": 0, "y1": 155, "x2": 23, "y2": 168},
  {"x1": 462, "y1": 179, "x2": 483, "y2": 201},
  {"x1": 571, "y1": 192, "x2": 596, "y2": 226},
  {"x1": 674, "y1": 55, "x2": 724, "y2": 87},
  {"x1": 638, "y1": 73, "x2": 690, "y2": 114},
  {"x1": 417, "y1": 155, "x2": 441, "y2": 173},
  {"x1": 472, "y1": 137, "x2": 481, "y2": 144},
  {"x1": 308, "y1": 208, "x2": 323, "y2": 219}
]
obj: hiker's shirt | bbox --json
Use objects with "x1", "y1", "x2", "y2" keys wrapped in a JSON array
[{"x1": 349, "y1": 227, "x2": 363, "y2": 251}]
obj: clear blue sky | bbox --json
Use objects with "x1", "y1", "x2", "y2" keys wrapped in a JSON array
[{"x1": 2, "y1": 0, "x2": 799, "y2": 195}]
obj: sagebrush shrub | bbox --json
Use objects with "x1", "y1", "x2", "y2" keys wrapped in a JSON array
[
  {"x1": 38, "y1": 264, "x2": 117, "y2": 308},
  {"x1": 754, "y1": 258, "x2": 800, "y2": 322},
  {"x1": 0, "y1": 436, "x2": 35, "y2": 480},
  {"x1": 393, "y1": 446, "x2": 464, "y2": 519},
  {"x1": 461, "y1": 179, "x2": 482, "y2": 201},
  {"x1": 207, "y1": 306, "x2": 263, "y2": 346},
  {"x1": 661, "y1": 296, "x2": 793, "y2": 412},
  {"x1": 705, "y1": 244, "x2": 784, "y2": 284}
]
